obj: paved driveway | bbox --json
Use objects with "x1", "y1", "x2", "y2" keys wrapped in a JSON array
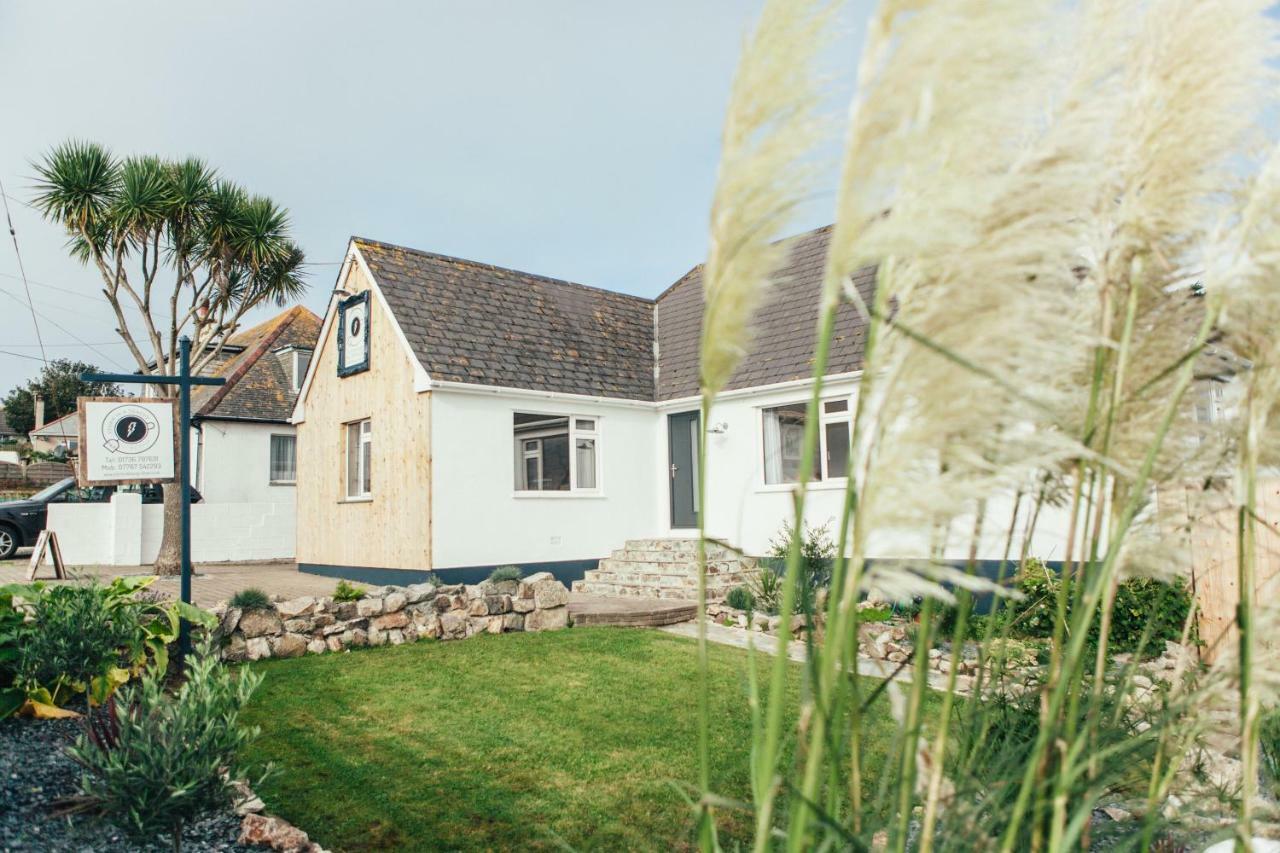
[{"x1": 0, "y1": 558, "x2": 336, "y2": 608}]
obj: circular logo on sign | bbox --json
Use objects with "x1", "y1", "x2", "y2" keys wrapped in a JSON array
[
  {"x1": 101, "y1": 405, "x2": 161, "y2": 455},
  {"x1": 350, "y1": 315, "x2": 362, "y2": 337},
  {"x1": 114, "y1": 415, "x2": 148, "y2": 444}
]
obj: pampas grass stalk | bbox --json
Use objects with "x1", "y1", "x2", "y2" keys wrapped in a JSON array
[{"x1": 694, "y1": 0, "x2": 1279, "y2": 849}]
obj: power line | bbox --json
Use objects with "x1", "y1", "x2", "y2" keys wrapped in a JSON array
[
  {"x1": 0, "y1": 284, "x2": 131, "y2": 371},
  {"x1": 0, "y1": 178, "x2": 50, "y2": 369},
  {"x1": 0, "y1": 348, "x2": 48, "y2": 362}
]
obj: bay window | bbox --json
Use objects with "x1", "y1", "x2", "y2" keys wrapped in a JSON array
[
  {"x1": 514, "y1": 413, "x2": 600, "y2": 492},
  {"x1": 762, "y1": 398, "x2": 851, "y2": 485}
]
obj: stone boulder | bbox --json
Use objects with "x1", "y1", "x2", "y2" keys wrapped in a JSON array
[
  {"x1": 239, "y1": 610, "x2": 283, "y2": 639},
  {"x1": 271, "y1": 633, "x2": 308, "y2": 659},
  {"x1": 277, "y1": 596, "x2": 316, "y2": 618},
  {"x1": 520, "y1": 572, "x2": 569, "y2": 609},
  {"x1": 525, "y1": 605, "x2": 569, "y2": 632},
  {"x1": 356, "y1": 597, "x2": 384, "y2": 617}
]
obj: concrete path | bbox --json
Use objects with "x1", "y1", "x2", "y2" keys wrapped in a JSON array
[
  {"x1": 660, "y1": 620, "x2": 952, "y2": 689},
  {"x1": 0, "y1": 559, "x2": 335, "y2": 608}
]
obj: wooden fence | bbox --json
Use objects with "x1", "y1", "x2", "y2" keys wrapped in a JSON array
[
  {"x1": 0, "y1": 460, "x2": 74, "y2": 491},
  {"x1": 1159, "y1": 478, "x2": 1280, "y2": 661}
]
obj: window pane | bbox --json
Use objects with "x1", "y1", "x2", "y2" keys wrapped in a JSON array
[
  {"x1": 824, "y1": 421, "x2": 850, "y2": 480},
  {"x1": 346, "y1": 423, "x2": 359, "y2": 496},
  {"x1": 542, "y1": 434, "x2": 569, "y2": 490},
  {"x1": 270, "y1": 435, "x2": 296, "y2": 482},
  {"x1": 513, "y1": 413, "x2": 570, "y2": 490},
  {"x1": 763, "y1": 403, "x2": 821, "y2": 484},
  {"x1": 575, "y1": 418, "x2": 596, "y2": 432},
  {"x1": 361, "y1": 434, "x2": 372, "y2": 495},
  {"x1": 823, "y1": 399, "x2": 849, "y2": 414},
  {"x1": 576, "y1": 438, "x2": 597, "y2": 489}
]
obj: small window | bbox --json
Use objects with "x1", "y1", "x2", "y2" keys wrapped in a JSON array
[
  {"x1": 270, "y1": 434, "x2": 297, "y2": 484},
  {"x1": 762, "y1": 398, "x2": 852, "y2": 484},
  {"x1": 292, "y1": 351, "x2": 312, "y2": 392},
  {"x1": 345, "y1": 420, "x2": 371, "y2": 498},
  {"x1": 514, "y1": 412, "x2": 600, "y2": 492}
]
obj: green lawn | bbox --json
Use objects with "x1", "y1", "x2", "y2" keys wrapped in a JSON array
[{"x1": 241, "y1": 628, "x2": 908, "y2": 852}]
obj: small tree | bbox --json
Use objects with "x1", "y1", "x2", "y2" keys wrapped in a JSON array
[
  {"x1": 32, "y1": 141, "x2": 306, "y2": 574},
  {"x1": 2, "y1": 358, "x2": 122, "y2": 435}
]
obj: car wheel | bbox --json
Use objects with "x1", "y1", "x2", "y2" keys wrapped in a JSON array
[{"x1": 0, "y1": 524, "x2": 18, "y2": 561}]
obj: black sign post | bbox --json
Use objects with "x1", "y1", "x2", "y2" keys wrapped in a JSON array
[{"x1": 83, "y1": 336, "x2": 225, "y2": 656}]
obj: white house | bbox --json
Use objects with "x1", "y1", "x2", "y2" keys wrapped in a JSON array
[
  {"x1": 292, "y1": 227, "x2": 1075, "y2": 595},
  {"x1": 48, "y1": 306, "x2": 320, "y2": 565}
]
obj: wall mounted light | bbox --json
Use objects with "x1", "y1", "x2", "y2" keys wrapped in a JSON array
[{"x1": 708, "y1": 422, "x2": 729, "y2": 434}]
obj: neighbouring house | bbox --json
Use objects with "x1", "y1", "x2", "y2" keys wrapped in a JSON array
[
  {"x1": 292, "y1": 228, "x2": 1073, "y2": 592},
  {"x1": 47, "y1": 306, "x2": 321, "y2": 565},
  {"x1": 27, "y1": 411, "x2": 78, "y2": 457}
]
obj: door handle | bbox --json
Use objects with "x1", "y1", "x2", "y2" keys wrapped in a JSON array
[{"x1": 670, "y1": 463, "x2": 678, "y2": 479}]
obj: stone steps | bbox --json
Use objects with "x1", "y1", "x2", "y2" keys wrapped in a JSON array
[
  {"x1": 569, "y1": 595, "x2": 696, "y2": 627},
  {"x1": 571, "y1": 537, "x2": 759, "y2": 602}
]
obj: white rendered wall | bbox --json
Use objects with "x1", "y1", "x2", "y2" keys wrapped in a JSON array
[
  {"x1": 196, "y1": 420, "x2": 298, "y2": 506},
  {"x1": 656, "y1": 380, "x2": 1074, "y2": 561},
  {"x1": 48, "y1": 494, "x2": 296, "y2": 566},
  {"x1": 429, "y1": 389, "x2": 659, "y2": 568}
]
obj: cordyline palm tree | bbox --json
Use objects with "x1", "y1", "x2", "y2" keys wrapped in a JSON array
[{"x1": 32, "y1": 141, "x2": 307, "y2": 575}]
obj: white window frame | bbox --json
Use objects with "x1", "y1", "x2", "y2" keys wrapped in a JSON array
[
  {"x1": 345, "y1": 419, "x2": 372, "y2": 500},
  {"x1": 512, "y1": 412, "x2": 603, "y2": 497},
  {"x1": 759, "y1": 397, "x2": 852, "y2": 488},
  {"x1": 292, "y1": 351, "x2": 311, "y2": 392},
  {"x1": 269, "y1": 433, "x2": 297, "y2": 485}
]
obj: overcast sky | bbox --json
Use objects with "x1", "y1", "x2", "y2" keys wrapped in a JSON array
[{"x1": 0, "y1": 1, "x2": 861, "y2": 391}]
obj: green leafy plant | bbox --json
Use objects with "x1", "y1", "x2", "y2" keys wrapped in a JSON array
[
  {"x1": 332, "y1": 580, "x2": 366, "y2": 603},
  {"x1": 746, "y1": 566, "x2": 784, "y2": 616},
  {"x1": 725, "y1": 586, "x2": 755, "y2": 612},
  {"x1": 1, "y1": 576, "x2": 213, "y2": 718},
  {"x1": 766, "y1": 521, "x2": 835, "y2": 613},
  {"x1": 68, "y1": 636, "x2": 267, "y2": 850},
  {"x1": 487, "y1": 565, "x2": 523, "y2": 583},
  {"x1": 228, "y1": 588, "x2": 273, "y2": 612}
]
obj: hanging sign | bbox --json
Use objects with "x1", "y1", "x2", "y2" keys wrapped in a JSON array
[
  {"x1": 77, "y1": 397, "x2": 177, "y2": 485},
  {"x1": 337, "y1": 291, "x2": 370, "y2": 376}
]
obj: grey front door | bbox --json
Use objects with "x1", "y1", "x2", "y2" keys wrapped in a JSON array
[{"x1": 668, "y1": 411, "x2": 699, "y2": 528}]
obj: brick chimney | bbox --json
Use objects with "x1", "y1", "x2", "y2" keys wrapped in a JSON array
[{"x1": 34, "y1": 395, "x2": 45, "y2": 431}]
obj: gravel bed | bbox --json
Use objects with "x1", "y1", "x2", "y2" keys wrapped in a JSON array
[{"x1": 1, "y1": 716, "x2": 255, "y2": 852}]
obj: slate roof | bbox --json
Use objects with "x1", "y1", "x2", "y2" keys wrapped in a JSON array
[
  {"x1": 29, "y1": 411, "x2": 78, "y2": 438},
  {"x1": 356, "y1": 238, "x2": 656, "y2": 400},
  {"x1": 352, "y1": 225, "x2": 872, "y2": 402},
  {"x1": 654, "y1": 226, "x2": 875, "y2": 400},
  {"x1": 193, "y1": 306, "x2": 321, "y2": 421}
]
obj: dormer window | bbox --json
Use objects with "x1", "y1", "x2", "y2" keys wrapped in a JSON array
[{"x1": 274, "y1": 345, "x2": 314, "y2": 392}]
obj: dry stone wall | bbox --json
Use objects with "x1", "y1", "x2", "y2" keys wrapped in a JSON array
[{"x1": 214, "y1": 572, "x2": 571, "y2": 662}]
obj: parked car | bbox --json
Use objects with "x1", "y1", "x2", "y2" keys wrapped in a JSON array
[{"x1": 0, "y1": 477, "x2": 202, "y2": 560}]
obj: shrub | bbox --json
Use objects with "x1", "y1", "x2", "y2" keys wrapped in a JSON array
[
  {"x1": 987, "y1": 559, "x2": 1193, "y2": 656},
  {"x1": 229, "y1": 587, "x2": 273, "y2": 611},
  {"x1": 17, "y1": 584, "x2": 139, "y2": 704},
  {"x1": 332, "y1": 580, "x2": 365, "y2": 602},
  {"x1": 725, "y1": 585, "x2": 755, "y2": 612},
  {"x1": 1, "y1": 578, "x2": 212, "y2": 719},
  {"x1": 766, "y1": 521, "x2": 836, "y2": 613},
  {"x1": 487, "y1": 565, "x2": 523, "y2": 583},
  {"x1": 68, "y1": 637, "x2": 266, "y2": 849},
  {"x1": 747, "y1": 566, "x2": 784, "y2": 615},
  {"x1": 857, "y1": 604, "x2": 894, "y2": 624}
]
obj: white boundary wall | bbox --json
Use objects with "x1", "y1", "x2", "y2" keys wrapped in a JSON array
[{"x1": 48, "y1": 493, "x2": 295, "y2": 566}]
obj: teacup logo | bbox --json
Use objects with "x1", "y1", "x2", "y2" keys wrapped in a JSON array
[{"x1": 101, "y1": 405, "x2": 160, "y2": 455}]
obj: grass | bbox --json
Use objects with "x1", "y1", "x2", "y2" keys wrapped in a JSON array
[{"x1": 240, "y1": 628, "x2": 916, "y2": 851}]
